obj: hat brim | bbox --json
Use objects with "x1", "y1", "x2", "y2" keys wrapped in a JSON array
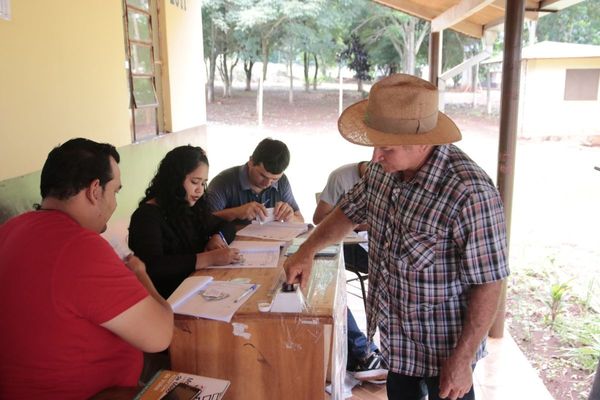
[{"x1": 338, "y1": 99, "x2": 462, "y2": 146}]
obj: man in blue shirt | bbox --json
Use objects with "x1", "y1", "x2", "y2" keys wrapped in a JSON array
[{"x1": 206, "y1": 138, "x2": 304, "y2": 225}]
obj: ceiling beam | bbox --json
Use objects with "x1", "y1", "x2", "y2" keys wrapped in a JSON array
[
  {"x1": 451, "y1": 19, "x2": 485, "y2": 38},
  {"x1": 537, "y1": 0, "x2": 584, "y2": 11},
  {"x1": 431, "y1": 0, "x2": 496, "y2": 32},
  {"x1": 372, "y1": 0, "x2": 438, "y2": 20}
]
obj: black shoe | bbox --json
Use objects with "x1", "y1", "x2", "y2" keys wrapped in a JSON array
[{"x1": 351, "y1": 352, "x2": 388, "y2": 384}]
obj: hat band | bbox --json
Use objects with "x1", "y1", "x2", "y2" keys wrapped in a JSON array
[{"x1": 364, "y1": 111, "x2": 438, "y2": 135}]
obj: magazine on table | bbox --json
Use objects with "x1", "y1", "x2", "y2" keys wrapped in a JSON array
[{"x1": 134, "y1": 369, "x2": 230, "y2": 400}]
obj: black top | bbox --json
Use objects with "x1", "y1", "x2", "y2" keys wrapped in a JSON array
[{"x1": 128, "y1": 201, "x2": 236, "y2": 298}]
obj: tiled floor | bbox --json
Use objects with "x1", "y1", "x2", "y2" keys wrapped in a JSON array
[{"x1": 343, "y1": 273, "x2": 554, "y2": 400}]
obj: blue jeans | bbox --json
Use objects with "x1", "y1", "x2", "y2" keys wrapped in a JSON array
[
  {"x1": 386, "y1": 371, "x2": 475, "y2": 400},
  {"x1": 347, "y1": 309, "x2": 378, "y2": 369}
]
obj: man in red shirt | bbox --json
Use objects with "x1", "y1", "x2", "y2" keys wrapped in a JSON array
[{"x1": 0, "y1": 138, "x2": 174, "y2": 399}]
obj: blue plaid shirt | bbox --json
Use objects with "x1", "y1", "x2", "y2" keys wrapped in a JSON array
[{"x1": 339, "y1": 144, "x2": 509, "y2": 377}]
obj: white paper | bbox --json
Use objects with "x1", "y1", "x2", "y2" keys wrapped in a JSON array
[
  {"x1": 255, "y1": 207, "x2": 275, "y2": 224},
  {"x1": 172, "y1": 281, "x2": 259, "y2": 322},
  {"x1": 237, "y1": 221, "x2": 308, "y2": 241},
  {"x1": 167, "y1": 276, "x2": 213, "y2": 309},
  {"x1": 207, "y1": 240, "x2": 283, "y2": 269}
]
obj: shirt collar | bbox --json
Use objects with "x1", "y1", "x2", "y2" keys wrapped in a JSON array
[{"x1": 411, "y1": 144, "x2": 451, "y2": 194}]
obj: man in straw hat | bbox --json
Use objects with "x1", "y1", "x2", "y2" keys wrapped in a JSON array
[{"x1": 285, "y1": 74, "x2": 509, "y2": 400}]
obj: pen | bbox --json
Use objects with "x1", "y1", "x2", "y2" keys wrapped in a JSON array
[
  {"x1": 234, "y1": 284, "x2": 257, "y2": 303},
  {"x1": 217, "y1": 231, "x2": 228, "y2": 247}
]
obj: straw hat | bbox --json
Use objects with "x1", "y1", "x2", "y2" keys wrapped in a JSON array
[{"x1": 338, "y1": 74, "x2": 461, "y2": 146}]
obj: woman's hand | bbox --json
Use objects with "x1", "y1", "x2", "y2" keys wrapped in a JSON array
[
  {"x1": 205, "y1": 233, "x2": 227, "y2": 250},
  {"x1": 208, "y1": 248, "x2": 242, "y2": 266},
  {"x1": 124, "y1": 254, "x2": 146, "y2": 276}
]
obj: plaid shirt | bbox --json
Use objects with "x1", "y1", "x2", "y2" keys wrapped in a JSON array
[{"x1": 339, "y1": 144, "x2": 509, "y2": 377}]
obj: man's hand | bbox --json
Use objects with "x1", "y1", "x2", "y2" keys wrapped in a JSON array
[
  {"x1": 235, "y1": 202, "x2": 267, "y2": 221},
  {"x1": 205, "y1": 234, "x2": 227, "y2": 250},
  {"x1": 283, "y1": 250, "x2": 314, "y2": 289},
  {"x1": 438, "y1": 353, "x2": 474, "y2": 400},
  {"x1": 274, "y1": 201, "x2": 294, "y2": 222}
]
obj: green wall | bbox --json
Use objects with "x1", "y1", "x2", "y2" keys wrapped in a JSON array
[{"x1": 0, "y1": 127, "x2": 208, "y2": 225}]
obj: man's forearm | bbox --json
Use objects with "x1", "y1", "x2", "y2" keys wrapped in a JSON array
[
  {"x1": 453, "y1": 280, "x2": 504, "y2": 362},
  {"x1": 212, "y1": 208, "x2": 238, "y2": 222},
  {"x1": 302, "y1": 207, "x2": 354, "y2": 254}
]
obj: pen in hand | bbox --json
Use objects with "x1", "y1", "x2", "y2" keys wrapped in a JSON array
[
  {"x1": 234, "y1": 284, "x2": 257, "y2": 303},
  {"x1": 217, "y1": 231, "x2": 229, "y2": 247}
]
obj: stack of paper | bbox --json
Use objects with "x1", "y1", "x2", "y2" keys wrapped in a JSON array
[
  {"x1": 237, "y1": 221, "x2": 309, "y2": 241},
  {"x1": 207, "y1": 240, "x2": 283, "y2": 269},
  {"x1": 167, "y1": 276, "x2": 259, "y2": 322},
  {"x1": 285, "y1": 237, "x2": 339, "y2": 257}
]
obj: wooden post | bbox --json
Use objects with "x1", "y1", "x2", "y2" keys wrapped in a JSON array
[
  {"x1": 428, "y1": 31, "x2": 441, "y2": 86},
  {"x1": 486, "y1": 68, "x2": 492, "y2": 115},
  {"x1": 490, "y1": 0, "x2": 526, "y2": 338}
]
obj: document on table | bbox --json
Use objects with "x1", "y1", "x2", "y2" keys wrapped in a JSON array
[
  {"x1": 167, "y1": 277, "x2": 259, "y2": 322},
  {"x1": 207, "y1": 240, "x2": 283, "y2": 269},
  {"x1": 237, "y1": 221, "x2": 309, "y2": 241},
  {"x1": 285, "y1": 237, "x2": 339, "y2": 257}
]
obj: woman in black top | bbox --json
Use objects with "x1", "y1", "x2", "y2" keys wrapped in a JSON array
[{"x1": 129, "y1": 145, "x2": 240, "y2": 298}]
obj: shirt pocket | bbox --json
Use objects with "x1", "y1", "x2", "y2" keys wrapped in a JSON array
[{"x1": 387, "y1": 229, "x2": 463, "y2": 351}]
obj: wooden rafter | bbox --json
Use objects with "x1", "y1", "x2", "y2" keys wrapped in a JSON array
[{"x1": 431, "y1": 0, "x2": 496, "y2": 33}]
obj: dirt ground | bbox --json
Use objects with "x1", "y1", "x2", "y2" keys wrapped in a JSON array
[{"x1": 206, "y1": 85, "x2": 600, "y2": 400}]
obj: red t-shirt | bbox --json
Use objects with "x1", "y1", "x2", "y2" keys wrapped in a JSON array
[{"x1": 0, "y1": 211, "x2": 149, "y2": 399}]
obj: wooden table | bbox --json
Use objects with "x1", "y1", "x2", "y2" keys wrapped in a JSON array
[{"x1": 169, "y1": 250, "x2": 347, "y2": 399}]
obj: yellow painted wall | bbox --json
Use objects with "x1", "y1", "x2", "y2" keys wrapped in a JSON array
[
  {"x1": 160, "y1": 0, "x2": 207, "y2": 132},
  {"x1": 519, "y1": 58, "x2": 600, "y2": 138},
  {"x1": 0, "y1": 0, "x2": 131, "y2": 181}
]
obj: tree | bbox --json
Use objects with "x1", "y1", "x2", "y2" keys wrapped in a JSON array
[
  {"x1": 202, "y1": 0, "x2": 241, "y2": 100},
  {"x1": 536, "y1": 1, "x2": 600, "y2": 45},
  {"x1": 236, "y1": 33, "x2": 261, "y2": 91},
  {"x1": 235, "y1": 0, "x2": 323, "y2": 82},
  {"x1": 340, "y1": 33, "x2": 371, "y2": 92},
  {"x1": 202, "y1": 0, "x2": 228, "y2": 103},
  {"x1": 355, "y1": 3, "x2": 429, "y2": 76}
]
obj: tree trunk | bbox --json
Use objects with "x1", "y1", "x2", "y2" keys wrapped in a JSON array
[
  {"x1": 358, "y1": 79, "x2": 363, "y2": 93},
  {"x1": 312, "y1": 53, "x2": 318, "y2": 90},
  {"x1": 288, "y1": 47, "x2": 294, "y2": 104},
  {"x1": 244, "y1": 60, "x2": 254, "y2": 91},
  {"x1": 261, "y1": 38, "x2": 269, "y2": 81},
  {"x1": 303, "y1": 52, "x2": 310, "y2": 92},
  {"x1": 405, "y1": 18, "x2": 416, "y2": 75},
  {"x1": 227, "y1": 57, "x2": 238, "y2": 97},
  {"x1": 219, "y1": 53, "x2": 230, "y2": 97},
  {"x1": 207, "y1": 24, "x2": 218, "y2": 103}
]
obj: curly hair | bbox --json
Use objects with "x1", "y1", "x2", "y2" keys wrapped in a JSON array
[{"x1": 142, "y1": 145, "x2": 209, "y2": 218}]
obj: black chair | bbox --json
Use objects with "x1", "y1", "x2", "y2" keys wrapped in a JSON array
[
  {"x1": 343, "y1": 243, "x2": 369, "y2": 310},
  {"x1": 345, "y1": 260, "x2": 368, "y2": 310},
  {"x1": 315, "y1": 192, "x2": 369, "y2": 308}
]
